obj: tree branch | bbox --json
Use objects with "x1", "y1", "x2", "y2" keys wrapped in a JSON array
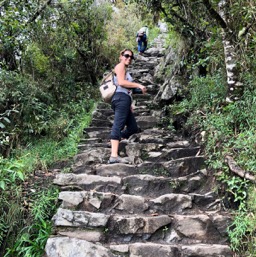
[
  {"x1": 201, "y1": 0, "x2": 227, "y2": 29},
  {"x1": 225, "y1": 155, "x2": 256, "y2": 183},
  {"x1": 160, "y1": 5, "x2": 205, "y2": 39},
  {"x1": 238, "y1": 18, "x2": 256, "y2": 38},
  {"x1": 28, "y1": 0, "x2": 52, "y2": 23}
]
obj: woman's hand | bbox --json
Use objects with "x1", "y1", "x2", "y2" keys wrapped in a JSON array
[{"x1": 139, "y1": 85, "x2": 147, "y2": 94}]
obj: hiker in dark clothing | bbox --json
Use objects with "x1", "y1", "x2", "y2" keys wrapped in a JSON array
[{"x1": 108, "y1": 49, "x2": 147, "y2": 164}]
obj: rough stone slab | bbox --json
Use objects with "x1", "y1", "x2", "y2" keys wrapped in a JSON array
[
  {"x1": 84, "y1": 126, "x2": 108, "y2": 132},
  {"x1": 58, "y1": 191, "x2": 198, "y2": 215},
  {"x1": 73, "y1": 148, "x2": 110, "y2": 165},
  {"x1": 54, "y1": 173, "x2": 121, "y2": 186},
  {"x1": 115, "y1": 194, "x2": 148, "y2": 214},
  {"x1": 78, "y1": 142, "x2": 110, "y2": 151},
  {"x1": 181, "y1": 243, "x2": 233, "y2": 257},
  {"x1": 70, "y1": 164, "x2": 94, "y2": 175},
  {"x1": 53, "y1": 208, "x2": 109, "y2": 227},
  {"x1": 136, "y1": 116, "x2": 159, "y2": 129},
  {"x1": 87, "y1": 130, "x2": 111, "y2": 139},
  {"x1": 91, "y1": 109, "x2": 113, "y2": 119},
  {"x1": 190, "y1": 192, "x2": 219, "y2": 211},
  {"x1": 163, "y1": 156, "x2": 205, "y2": 177},
  {"x1": 90, "y1": 118, "x2": 112, "y2": 127},
  {"x1": 139, "y1": 127, "x2": 174, "y2": 137},
  {"x1": 174, "y1": 174, "x2": 207, "y2": 194},
  {"x1": 57, "y1": 230, "x2": 104, "y2": 242},
  {"x1": 127, "y1": 142, "x2": 164, "y2": 152},
  {"x1": 79, "y1": 137, "x2": 102, "y2": 144},
  {"x1": 45, "y1": 237, "x2": 114, "y2": 257},
  {"x1": 129, "y1": 243, "x2": 180, "y2": 257},
  {"x1": 107, "y1": 243, "x2": 233, "y2": 257},
  {"x1": 95, "y1": 163, "x2": 137, "y2": 177},
  {"x1": 136, "y1": 162, "x2": 168, "y2": 176},
  {"x1": 149, "y1": 193, "x2": 192, "y2": 214},
  {"x1": 58, "y1": 191, "x2": 115, "y2": 210},
  {"x1": 133, "y1": 109, "x2": 151, "y2": 116},
  {"x1": 123, "y1": 174, "x2": 173, "y2": 197},
  {"x1": 139, "y1": 136, "x2": 172, "y2": 144},
  {"x1": 109, "y1": 215, "x2": 172, "y2": 234},
  {"x1": 167, "y1": 214, "x2": 230, "y2": 244},
  {"x1": 147, "y1": 147, "x2": 200, "y2": 162},
  {"x1": 123, "y1": 173, "x2": 208, "y2": 197},
  {"x1": 210, "y1": 213, "x2": 232, "y2": 237},
  {"x1": 166, "y1": 140, "x2": 190, "y2": 148},
  {"x1": 173, "y1": 214, "x2": 214, "y2": 239}
]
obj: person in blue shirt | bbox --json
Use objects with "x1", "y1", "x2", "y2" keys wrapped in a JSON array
[{"x1": 136, "y1": 26, "x2": 149, "y2": 54}]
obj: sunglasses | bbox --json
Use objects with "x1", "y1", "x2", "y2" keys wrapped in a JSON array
[{"x1": 123, "y1": 54, "x2": 134, "y2": 60}]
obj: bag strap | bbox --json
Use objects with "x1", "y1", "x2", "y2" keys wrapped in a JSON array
[{"x1": 101, "y1": 69, "x2": 115, "y2": 84}]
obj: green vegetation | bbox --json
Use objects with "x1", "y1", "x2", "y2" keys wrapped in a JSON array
[
  {"x1": 4, "y1": 187, "x2": 59, "y2": 257},
  {"x1": 0, "y1": 101, "x2": 94, "y2": 256}
]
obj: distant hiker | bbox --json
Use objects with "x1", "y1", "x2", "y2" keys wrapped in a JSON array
[
  {"x1": 108, "y1": 49, "x2": 147, "y2": 164},
  {"x1": 136, "y1": 26, "x2": 148, "y2": 54}
]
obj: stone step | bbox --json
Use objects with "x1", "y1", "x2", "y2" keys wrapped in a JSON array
[
  {"x1": 90, "y1": 109, "x2": 153, "y2": 122},
  {"x1": 84, "y1": 129, "x2": 110, "y2": 140},
  {"x1": 84, "y1": 126, "x2": 108, "y2": 132},
  {"x1": 75, "y1": 141, "x2": 199, "y2": 165},
  {"x1": 58, "y1": 191, "x2": 192, "y2": 214},
  {"x1": 73, "y1": 147, "x2": 111, "y2": 165},
  {"x1": 136, "y1": 156, "x2": 205, "y2": 178},
  {"x1": 109, "y1": 242, "x2": 233, "y2": 257},
  {"x1": 90, "y1": 155, "x2": 204, "y2": 178},
  {"x1": 52, "y1": 209, "x2": 231, "y2": 245},
  {"x1": 122, "y1": 173, "x2": 208, "y2": 197},
  {"x1": 133, "y1": 109, "x2": 152, "y2": 116},
  {"x1": 78, "y1": 142, "x2": 110, "y2": 152},
  {"x1": 90, "y1": 118, "x2": 112, "y2": 127},
  {"x1": 136, "y1": 116, "x2": 159, "y2": 129},
  {"x1": 124, "y1": 143, "x2": 200, "y2": 162},
  {"x1": 107, "y1": 214, "x2": 231, "y2": 244},
  {"x1": 95, "y1": 163, "x2": 138, "y2": 177},
  {"x1": 132, "y1": 93, "x2": 152, "y2": 101},
  {"x1": 58, "y1": 191, "x2": 221, "y2": 214},
  {"x1": 136, "y1": 128, "x2": 178, "y2": 141},
  {"x1": 92, "y1": 109, "x2": 114, "y2": 119},
  {"x1": 79, "y1": 137, "x2": 103, "y2": 144},
  {"x1": 145, "y1": 147, "x2": 200, "y2": 162},
  {"x1": 53, "y1": 172, "x2": 208, "y2": 197},
  {"x1": 45, "y1": 238, "x2": 233, "y2": 257},
  {"x1": 53, "y1": 173, "x2": 123, "y2": 194}
]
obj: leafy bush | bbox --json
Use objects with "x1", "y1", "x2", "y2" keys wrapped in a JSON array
[{"x1": 4, "y1": 187, "x2": 59, "y2": 257}]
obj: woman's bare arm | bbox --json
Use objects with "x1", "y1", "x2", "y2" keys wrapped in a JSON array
[{"x1": 115, "y1": 63, "x2": 147, "y2": 93}]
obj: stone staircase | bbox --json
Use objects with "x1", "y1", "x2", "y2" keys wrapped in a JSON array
[{"x1": 44, "y1": 40, "x2": 234, "y2": 257}]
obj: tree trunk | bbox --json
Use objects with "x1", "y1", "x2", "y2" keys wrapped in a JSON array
[{"x1": 218, "y1": 0, "x2": 244, "y2": 102}]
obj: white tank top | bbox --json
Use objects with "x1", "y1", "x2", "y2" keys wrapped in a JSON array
[{"x1": 114, "y1": 72, "x2": 133, "y2": 95}]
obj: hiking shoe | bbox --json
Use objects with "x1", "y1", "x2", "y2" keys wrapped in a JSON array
[{"x1": 108, "y1": 156, "x2": 130, "y2": 164}]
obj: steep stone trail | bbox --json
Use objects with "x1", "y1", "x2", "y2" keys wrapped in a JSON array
[{"x1": 45, "y1": 37, "x2": 233, "y2": 257}]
